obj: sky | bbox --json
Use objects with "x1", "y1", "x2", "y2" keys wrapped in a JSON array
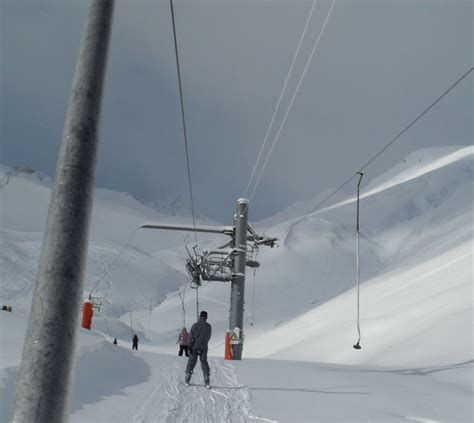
[{"x1": 1, "y1": 0, "x2": 472, "y2": 222}]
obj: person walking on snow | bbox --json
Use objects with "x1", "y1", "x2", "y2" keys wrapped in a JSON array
[
  {"x1": 178, "y1": 327, "x2": 190, "y2": 357},
  {"x1": 185, "y1": 311, "x2": 212, "y2": 386},
  {"x1": 132, "y1": 334, "x2": 139, "y2": 350}
]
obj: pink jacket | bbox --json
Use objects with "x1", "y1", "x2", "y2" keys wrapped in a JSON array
[{"x1": 178, "y1": 328, "x2": 189, "y2": 346}]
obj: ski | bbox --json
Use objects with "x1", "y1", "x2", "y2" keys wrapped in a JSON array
[{"x1": 184, "y1": 382, "x2": 211, "y2": 389}]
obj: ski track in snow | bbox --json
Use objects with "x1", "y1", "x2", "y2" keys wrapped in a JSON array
[{"x1": 132, "y1": 358, "x2": 273, "y2": 423}]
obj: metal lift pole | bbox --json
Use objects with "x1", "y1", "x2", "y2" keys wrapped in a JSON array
[
  {"x1": 11, "y1": 1, "x2": 114, "y2": 422},
  {"x1": 229, "y1": 198, "x2": 248, "y2": 360}
]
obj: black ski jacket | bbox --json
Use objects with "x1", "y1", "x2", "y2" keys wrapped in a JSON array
[{"x1": 189, "y1": 317, "x2": 212, "y2": 353}]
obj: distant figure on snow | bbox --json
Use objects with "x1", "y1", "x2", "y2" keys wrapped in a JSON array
[
  {"x1": 132, "y1": 334, "x2": 139, "y2": 350},
  {"x1": 177, "y1": 327, "x2": 189, "y2": 357},
  {"x1": 113, "y1": 338, "x2": 118, "y2": 345},
  {"x1": 185, "y1": 311, "x2": 212, "y2": 386}
]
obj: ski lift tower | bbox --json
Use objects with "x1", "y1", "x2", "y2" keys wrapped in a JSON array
[
  {"x1": 229, "y1": 198, "x2": 249, "y2": 360},
  {"x1": 141, "y1": 198, "x2": 276, "y2": 360}
]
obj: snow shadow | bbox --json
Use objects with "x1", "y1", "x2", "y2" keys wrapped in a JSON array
[
  {"x1": 0, "y1": 340, "x2": 151, "y2": 421},
  {"x1": 71, "y1": 341, "x2": 150, "y2": 413},
  {"x1": 247, "y1": 386, "x2": 372, "y2": 395},
  {"x1": 364, "y1": 360, "x2": 474, "y2": 376}
]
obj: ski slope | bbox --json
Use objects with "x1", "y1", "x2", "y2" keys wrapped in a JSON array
[{"x1": 0, "y1": 146, "x2": 473, "y2": 422}]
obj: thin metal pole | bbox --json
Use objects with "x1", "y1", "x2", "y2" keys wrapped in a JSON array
[
  {"x1": 195, "y1": 287, "x2": 199, "y2": 321},
  {"x1": 354, "y1": 172, "x2": 363, "y2": 350},
  {"x1": 11, "y1": 1, "x2": 114, "y2": 421},
  {"x1": 179, "y1": 289, "x2": 186, "y2": 327},
  {"x1": 229, "y1": 198, "x2": 248, "y2": 360},
  {"x1": 148, "y1": 299, "x2": 153, "y2": 338}
]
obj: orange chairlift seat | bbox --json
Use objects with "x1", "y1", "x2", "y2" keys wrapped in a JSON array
[{"x1": 81, "y1": 300, "x2": 94, "y2": 330}]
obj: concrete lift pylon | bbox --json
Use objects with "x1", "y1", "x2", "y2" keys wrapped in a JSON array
[{"x1": 140, "y1": 198, "x2": 277, "y2": 360}]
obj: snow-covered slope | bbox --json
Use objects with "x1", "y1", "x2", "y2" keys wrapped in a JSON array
[
  {"x1": 254, "y1": 186, "x2": 346, "y2": 228},
  {"x1": 145, "y1": 146, "x2": 473, "y2": 367},
  {"x1": 0, "y1": 165, "x2": 220, "y2": 315},
  {"x1": 0, "y1": 146, "x2": 472, "y2": 422}
]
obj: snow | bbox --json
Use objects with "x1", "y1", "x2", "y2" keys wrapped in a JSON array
[{"x1": 1, "y1": 146, "x2": 473, "y2": 422}]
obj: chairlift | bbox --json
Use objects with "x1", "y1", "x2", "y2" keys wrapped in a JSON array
[
  {"x1": 81, "y1": 295, "x2": 105, "y2": 330},
  {"x1": 81, "y1": 300, "x2": 93, "y2": 330}
]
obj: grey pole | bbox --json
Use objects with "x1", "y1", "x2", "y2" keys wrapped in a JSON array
[
  {"x1": 229, "y1": 198, "x2": 248, "y2": 360},
  {"x1": 11, "y1": 1, "x2": 114, "y2": 422}
]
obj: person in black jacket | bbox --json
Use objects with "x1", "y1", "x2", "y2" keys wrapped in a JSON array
[
  {"x1": 185, "y1": 311, "x2": 212, "y2": 386},
  {"x1": 132, "y1": 334, "x2": 139, "y2": 350}
]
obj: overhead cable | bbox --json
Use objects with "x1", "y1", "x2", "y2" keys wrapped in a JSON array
[
  {"x1": 248, "y1": 0, "x2": 337, "y2": 201},
  {"x1": 358, "y1": 66, "x2": 474, "y2": 173},
  {"x1": 275, "y1": 66, "x2": 473, "y2": 237},
  {"x1": 170, "y1": 0, "x2": 198, "y2": 247},
  {"x1": 243, "y1": 0, "x2": 319, "y2": 197}
]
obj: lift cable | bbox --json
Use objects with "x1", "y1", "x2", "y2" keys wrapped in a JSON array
[
  {"x1": 273, "y1": 66, "x2": 474, "y2": 239},
  {"x1": 243, "y1": 0, "x2": 319, "y2": 197},
  {"x1": 103, "y1": 316, "x2": 114, "y2": 342},
  {"x1": 250, "y1": 249, "x2": 259, "y2": 326},
  {"x1": 170, "y1": 0, "x2": 198, "y2": 248},
  {"x1": 195, "y1": 285, "x2": 200, "y2": 321},
  {"x1": 247, "y1": 0, "x2": 337, "y2": 202},
  {"x1": 170, "y1": 0, "x2": 204, "y2": 322},
  {"x1": 358, "y1": 66, "x2": 474, "y2": 174},
  {"x1": 178, "y1": 287, "x2": 186, "y2": 327}
]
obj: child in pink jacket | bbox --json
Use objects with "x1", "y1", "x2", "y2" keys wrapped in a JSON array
[{"x1": 178, "y1": 327, "x2": 189, "y2": 357}]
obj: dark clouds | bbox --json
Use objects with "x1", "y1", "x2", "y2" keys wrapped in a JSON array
[{"x1": 1, "y1": 0, "x2": 472, "y2": 222}]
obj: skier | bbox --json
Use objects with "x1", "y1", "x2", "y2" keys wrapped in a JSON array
[
  {"x1": 185, "y1": 310, "x2": 212, "y2": 388},
  {"x1": 177, "y1": 327, "x2": 190, "y2": 357},
  {"x1": 132, "y1": 334, "x2": 139, "y2": 350},
  {"x1": 113, "y1": 338, "x2": 118, "y2": 345}
]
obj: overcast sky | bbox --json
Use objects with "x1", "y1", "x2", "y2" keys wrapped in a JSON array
[{"x1": 1, "y1": 0, "x2": 472, "y2": 222}]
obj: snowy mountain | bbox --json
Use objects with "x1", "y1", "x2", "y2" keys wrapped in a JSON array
[
  {"x1": 148, "y1": 193, "x2": 212, "y2": 221},
  {"x1": 1, "y1": 146, "x2": 472, "y2": 422},
  {"x1": 254, "y1": 187, "x2": 346, "y2": 228},
  {"x1": 144, "y1": 146, "x2": 473, "y2": 363},
  {"x1": 0, "y1": 165, "x2": 219, "y2": 316}
]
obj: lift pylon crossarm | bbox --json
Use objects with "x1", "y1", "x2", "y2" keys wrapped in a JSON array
[
  {"x1": 254, "y1": 236, "x2": 278, "y2": 247},
  {"x1": 246, "y1": 260, "x2": 260, "y2": 268},
  {"x1": 140, "y1": 223, "x2": 234, "y2": 236},
  {"x1": 203, "y1": 248, "x2": 234, "y2": 256},
  {"x1": 201, "y1": 274, "x2": 232, "y2": 282},
  {"x1": 140, "y1": 223, "x2": 276, "y2": 245}
]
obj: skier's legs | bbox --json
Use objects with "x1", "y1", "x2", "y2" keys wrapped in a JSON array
[
  {"x1": 184, "y1": 346, "x2": 189, "y2": 357},
  {"x1": 199, "y1": 351, "x2": 210, "y2": 379},
  {"x1": 178, "y1": 345, "x2": 184, "y2": 356},
  {"x1": 186, "y1": 351, "x2": 198, "y2": 375}
]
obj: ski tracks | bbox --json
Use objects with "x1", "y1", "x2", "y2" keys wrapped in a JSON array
[{"x1": 132, "y1": 357, "x2": 273, "y2": 423}]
